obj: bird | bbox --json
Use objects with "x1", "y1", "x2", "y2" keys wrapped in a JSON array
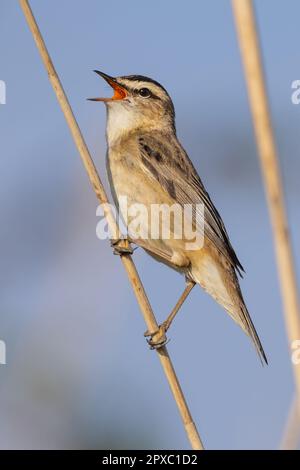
[{"x1": 88, "y1": 70, "x2": 267, "y2": 364}]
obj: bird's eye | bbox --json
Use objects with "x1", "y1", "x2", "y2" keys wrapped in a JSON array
[{"x1": 138, "y1": 88, "x2": 151, "y2": 98}]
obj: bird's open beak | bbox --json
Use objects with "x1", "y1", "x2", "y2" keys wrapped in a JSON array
[{"x1": 87, "y1": 70, "x2": 127, "y2": 102}]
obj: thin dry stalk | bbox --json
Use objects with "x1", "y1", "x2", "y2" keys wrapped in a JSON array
[
  {"x1": 19, "y1": 0, "x2": 204, "y2": 450},
  {"x1": 280, "y1": 396, "x2": 300, "y2": 450},
  {"x1": 232, "y1": 0, "x2": 300, "y2": 447}
]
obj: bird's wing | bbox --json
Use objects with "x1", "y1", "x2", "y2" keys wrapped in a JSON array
[{"x1": 137, "y1": 131, "x2": 244, "y2": 275}]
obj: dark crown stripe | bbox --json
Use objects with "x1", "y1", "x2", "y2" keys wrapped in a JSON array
[{"x1": 119, "y1": 75, "x2": 169, "y2": 94}]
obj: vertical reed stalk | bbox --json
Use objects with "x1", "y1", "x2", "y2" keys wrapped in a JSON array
[
  {"x1": 280, "y1": 397, "x2": 300, "y2": 450},
  {"x1": 232, "y1": 0, "x2": 300, "y2": 447}
]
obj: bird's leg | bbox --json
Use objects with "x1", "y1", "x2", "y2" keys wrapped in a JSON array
[
  {"x1": 162, "y1": 279, "x2": 196, "y2": 332},
  {"x1": 111, "y1": 238, "x2": 134, "y2": 256},
  {"x1": 144, "y1": 278, "x2": 196, "y2": 349}
]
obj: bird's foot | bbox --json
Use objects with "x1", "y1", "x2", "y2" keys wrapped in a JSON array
[
  {"x1": 111, "y1": 238, "x2": 134, "y2": 256},
  {"x1": 144, "y1": 322, "x2": 169, "y2": 350}
]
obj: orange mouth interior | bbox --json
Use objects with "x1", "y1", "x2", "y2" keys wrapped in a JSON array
[
  {"x1": 108, "y1": 80, "x2": 127, "y2": 101},
  {"x1": 88, "y1": 80, "x2": 127, "y2": 102}
]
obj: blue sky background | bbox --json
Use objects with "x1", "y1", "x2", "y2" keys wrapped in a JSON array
[{"x1": 0, "y1": 0, "x2": 299, "y2": 449}]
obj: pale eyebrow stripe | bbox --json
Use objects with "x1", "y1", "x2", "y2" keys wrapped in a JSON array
[{"x1": 119, "y1": 80, "x2": 163, "y2": 101}]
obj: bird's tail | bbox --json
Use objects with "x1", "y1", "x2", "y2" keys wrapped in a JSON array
[
  {"x1": 237, "y1": 298, "x2": 268, "y2": 365},
  {"x1": 189, "y1": 254, "x2": 267, "y2": 365}
]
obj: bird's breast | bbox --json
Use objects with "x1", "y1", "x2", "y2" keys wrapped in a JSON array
[{"x1": 107, "y1": 144, "x2": 173, "y2": 208}]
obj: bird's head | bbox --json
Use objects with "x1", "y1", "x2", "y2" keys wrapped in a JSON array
[{"x1": 88, "y1": 71, "x2": 175, "y2": 142}]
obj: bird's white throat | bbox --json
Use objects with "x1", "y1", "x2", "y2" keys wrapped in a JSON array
[
  {"x1": 106, "y1": 102, "x2": 139, "y2": 146},
  {"x1": 105, "y1": 101, "x2": 169, "y2": 147}
]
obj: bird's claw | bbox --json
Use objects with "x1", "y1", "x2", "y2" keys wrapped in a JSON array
[
  {"x1": 111, "y1": 238, "x2": 134, "y2": 256},
  {"x1": 144, "y1": 323, "x2": 169, "y2": 350}
]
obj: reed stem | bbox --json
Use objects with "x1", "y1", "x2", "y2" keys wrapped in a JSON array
[{"x1": 232, "y1": 0, "x2": 300, "y2": 448}]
